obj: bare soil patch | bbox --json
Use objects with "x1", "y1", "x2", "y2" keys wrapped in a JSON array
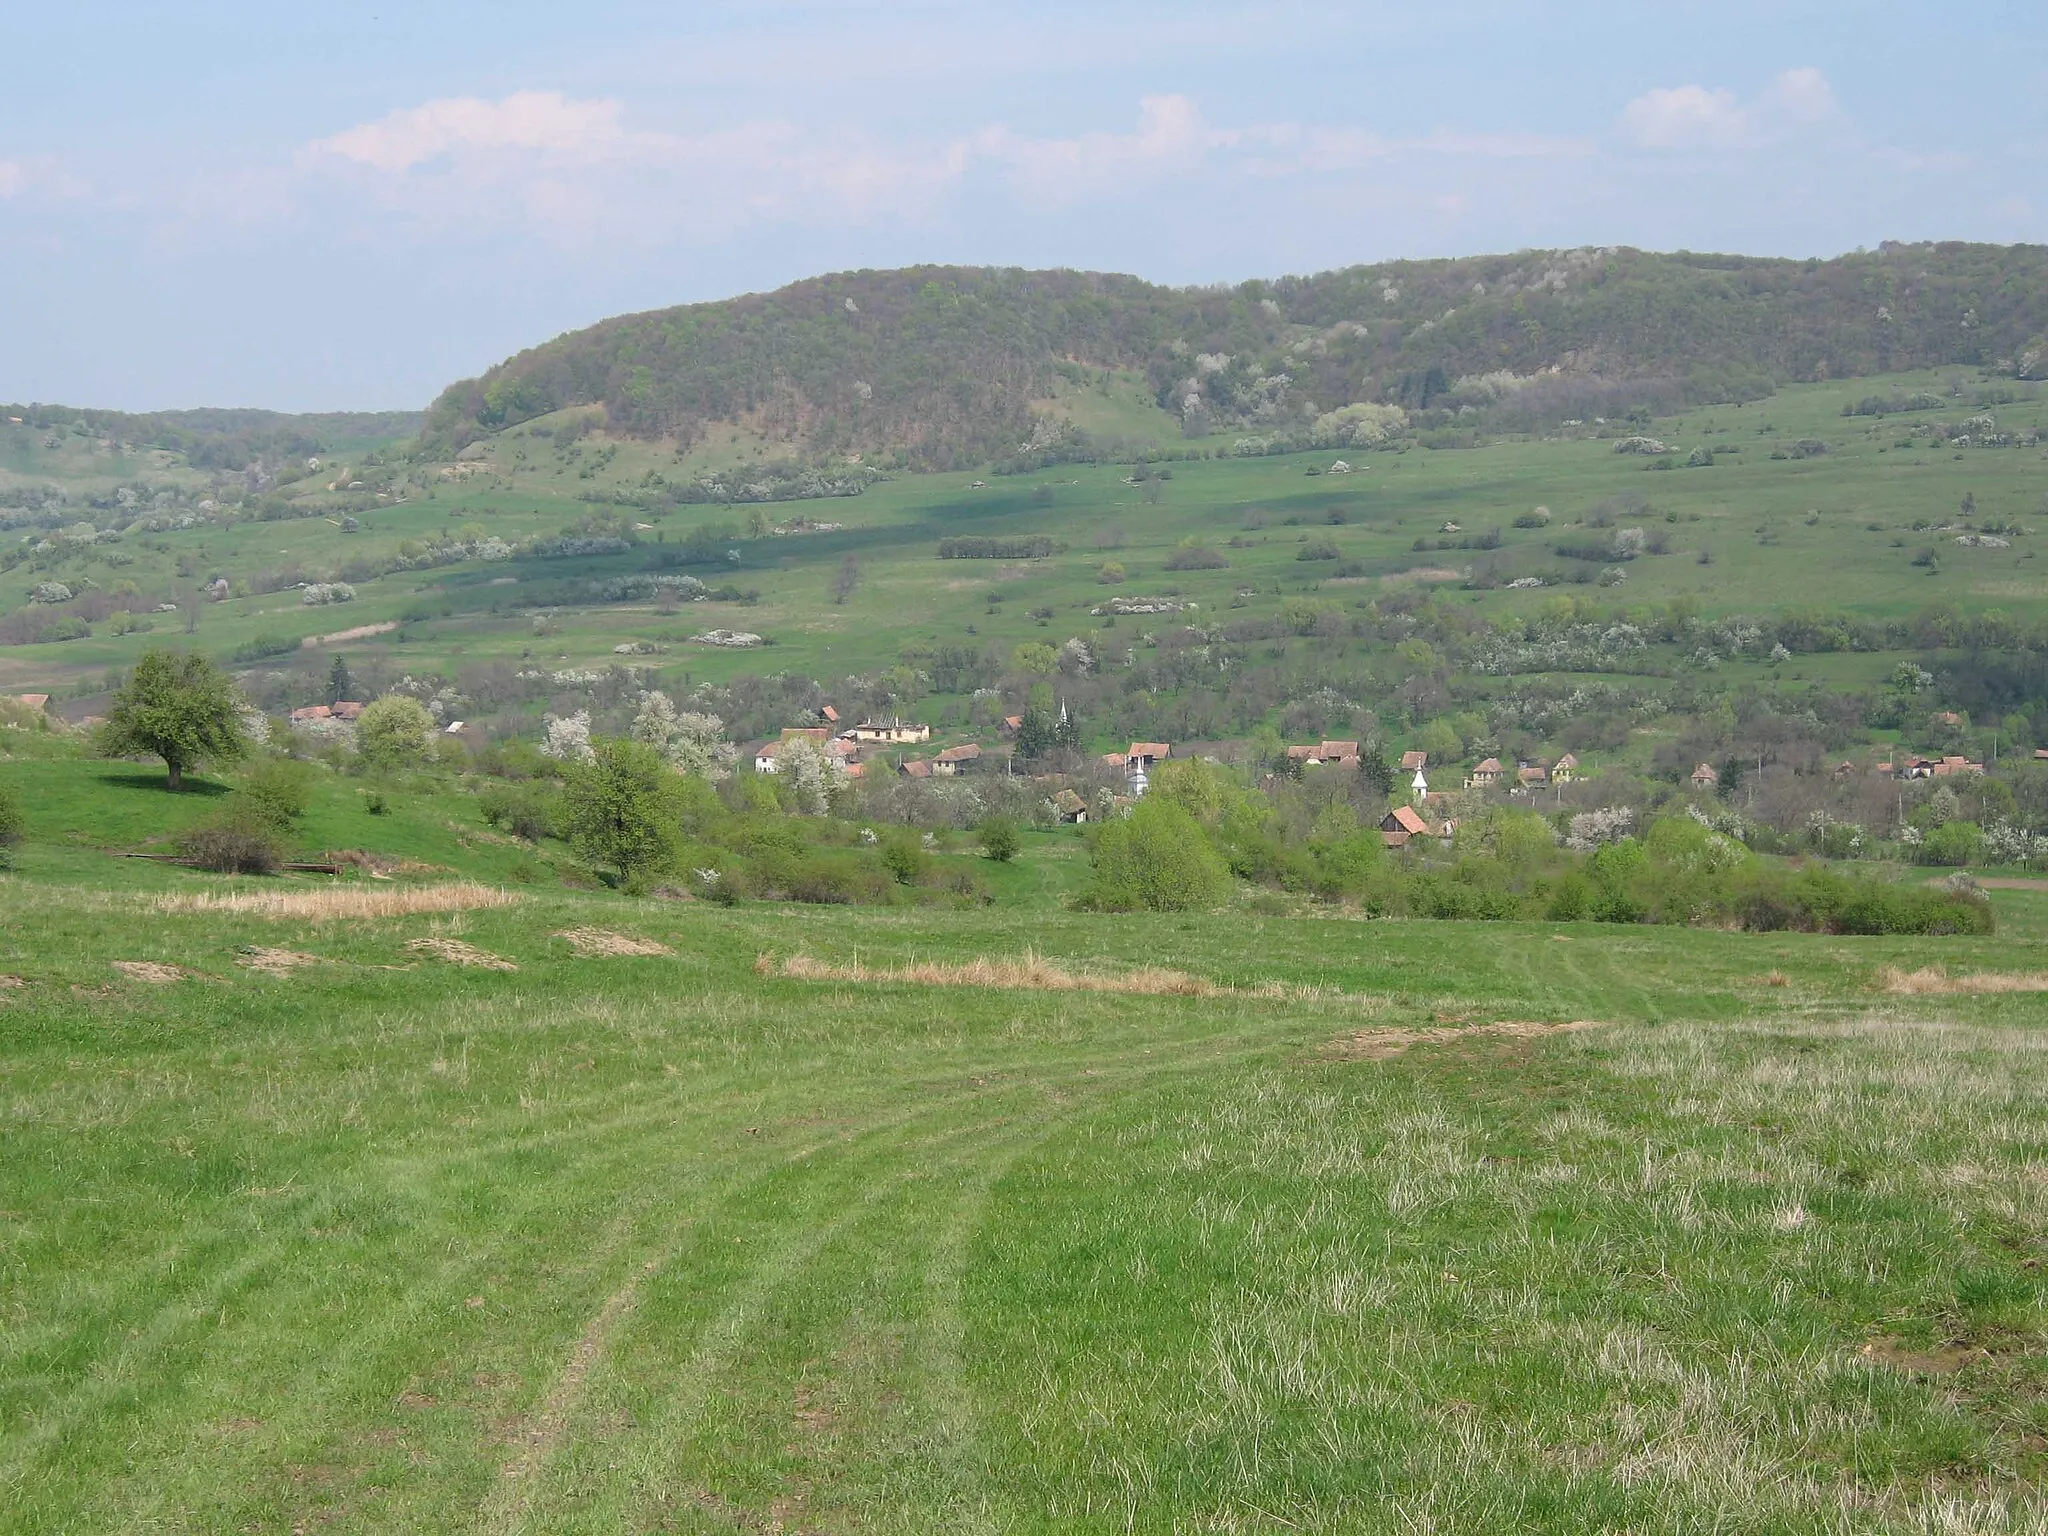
[
  {"x1": 1324, "y1": 1018, "x2": 1606, "y2": 1061},
  {"x1": 0, "y1": 974, "x2": 24, "y2": 989},
  {"x1": 1859, "y1": 1336, "x2": 1978, "y2": 1375},
  {"x1": 157, "y1": 882, "x2": 517, "y2": 922},
  {"x1": 761, "y1": 949, "x2": 1339, "y2": 1002},
  {"x1": 304, "y1": 621, "x2": 397, "y2": 646},
  {"x1": 407, "y1": 937, "x2": 517, "y2": 971},
  {"x1": 554, "y1": 928, "x2": 672, "y2": 958},
  {"x1": 111, "y1": 960, "x2": 188, "y2": 984},
  {"x1": 1877, "y1": 965, "x2": 2048, "y2": 996}
]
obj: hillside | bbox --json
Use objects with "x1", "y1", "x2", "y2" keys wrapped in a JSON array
[{"x1": 422, "y1": 245, "x2": 2048, "y2": 468}]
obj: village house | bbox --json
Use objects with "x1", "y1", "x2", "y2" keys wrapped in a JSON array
[
  {"x1": 999, "y1": 714, "x2": 1023, "y2": 736},
  {"x1": 851, "y1": 718, "x2": 929, "y2": 745},
  {"x1": 1551, "y1": 753, "x2": 1578, "y2": 784},
  {"x1": 932, "y1": 744, "x2": 982, "y2": 776},
  {"x1": 1399, "y1": 749, "x2": 1428, "y2": 773},
  {"x1": 1125, "y1": 742, "x2": 1172, "y2": 770},
  {"x1": 1049, "y1": 788, "x2": 1088, "y2": 824},
  {"x1": 15, "y1": 693, "x2": 49, "y2": 712},
  {"x1": 1690, "y1": 762, "x2": 1720, "y2": 789},
  {"x1": 1515, "y1": 762, "x2": 1549, "y2": 789},
  {"x1": 1379, "y1": 804, "x2": 1430, "y2": 847},
  {"x1": 754, "y1": 728, "x2": 831, "y2": 774},
  {"x1": 899, "y1": 758, "x2": 934, "y2": 779},
  {"x1": 1900, "y1": 754, "x2": 1984, "y2": 779},
  {"x1": 1465, "y1": 757, "x2": 1504, "y2": 789},
  {"x1": 1286, "y1": 739, "x2": 1361, "y2": 769}
]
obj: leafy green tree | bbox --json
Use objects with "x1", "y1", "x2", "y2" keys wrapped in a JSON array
[
  {"x1": 327, "y1": 654, "x2": 354, "y2": 705},
  {"x1": 96, "y1": 647, "x2": 249, "y2": 790},
  {"x1": 979, "y1": 816, "x2": 1022, "y2": 862},
  {"x1": 1081, "y1": 797, "x2": 1230, "y2": 911},
  {"x1": 561, "y1": 737, "x2": 680, "y2": 887},
  {"x1": 356, "y1": 695, "x2": 435, "y2": 770}
]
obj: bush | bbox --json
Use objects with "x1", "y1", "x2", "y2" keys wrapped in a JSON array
[
  {"x1": 238, "y1": 758, "x2": 314, "y2": 830},
  {"x1": 979, "y1": 816, "x2": 1022, "y2": 862},
  {"x1": 0, "y1": 785, "x2": 22, "y2": 868},
  {"x1": 478, "y1": 781, "x2": 558, "y2": 841},
  {"x1": 1295, "y1": 538, "x2": 1341, "y2": 562},
  {"x1": 880, "y1": 830, "x2": 929, "y2": 885},
  {"x1": 1163, "y1": 541, "x2": 1228, "y2": 571},
  {"x1": 179, "y1": 815, "x2": 285, "y2": 874},
  {"x1": 1078, "y1": 798, "x2": 1229, "y2": 911}
]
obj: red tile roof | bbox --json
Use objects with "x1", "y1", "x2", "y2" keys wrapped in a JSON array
[{"x1": 1385, "y1": 805, "x2": 1430, "y2": 836}]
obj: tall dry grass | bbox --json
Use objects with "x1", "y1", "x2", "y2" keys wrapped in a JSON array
[
  {"x1": 155, "y1": 882, "x2": 519, "y2": 922},
  {"x1": 759, "y1": 949, "x2": 1323, "y2": 1001},
  {"x1": 1877, "y1": 965, "x2": 2048, "y2": 995}
]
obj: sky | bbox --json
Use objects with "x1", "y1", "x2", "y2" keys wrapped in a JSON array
[{"x1": 2, "y1": 0, "x2": 2043, "y2": 413}]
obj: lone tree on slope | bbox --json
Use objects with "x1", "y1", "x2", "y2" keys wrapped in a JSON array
[{"x1": 96, "y1": 647, "x2": 249, "y2": 790}]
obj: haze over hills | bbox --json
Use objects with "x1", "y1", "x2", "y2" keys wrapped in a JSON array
[{"x1": 420, "y1": 243, "x2": 2048, "y2": 470}]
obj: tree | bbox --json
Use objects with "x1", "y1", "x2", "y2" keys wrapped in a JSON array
[
  {"x1": 1015, "y1": 707, "x2": 1056, "y2": 760},
  {"x1": 355, "y1": 695, "x2": 434, "y2": 769},
  {"x1": 327, "y1": 654, "x2": 354, "y2": 705},
  {"x1": 1081, "y1": 797, "x2": 1230, "y2": 911},
  {"x1": 632, "y1": 691, "x2": 734, "y2": 777},
  {"x1": 96, "y1": 647, "x2": 248, "y2": 790},
  {"x1": 560, "y1": 737, "x2": 680, "y2": 887},
  {"x1": 832, "y1": 554, "x2": 860, "y2": 605}
]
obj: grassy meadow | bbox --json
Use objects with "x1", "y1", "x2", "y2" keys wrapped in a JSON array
[
  {"x1": 4, "y1": 368, "x2": 2044, "y2": 706},
  {"x1": 5, "y1": 757, "x2": 2048, "y2": 1531}
]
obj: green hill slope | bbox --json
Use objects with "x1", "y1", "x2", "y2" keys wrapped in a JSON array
[{"x1": 422, "y1": 245, "x2": 2048, "y2": 467}]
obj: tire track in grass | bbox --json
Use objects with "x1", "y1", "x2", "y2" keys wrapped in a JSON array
[
  {"x1": 476, "y1": 1110, "x2": 1018, "y2": 1534},
  {"x1": 486, "y1": 1029, "x2": 1247, "y2": 1534}
]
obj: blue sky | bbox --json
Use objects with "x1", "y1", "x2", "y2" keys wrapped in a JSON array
[{"x1": 3, "y1": 1, "x2": 2043, "y2": 412}]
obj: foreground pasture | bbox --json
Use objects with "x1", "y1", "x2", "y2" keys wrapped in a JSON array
[{"x1": 3, "y1": 873, "x2": 2048, "y2": 1532}]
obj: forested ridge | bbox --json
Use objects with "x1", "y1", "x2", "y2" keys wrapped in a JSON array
[
  {"x1": 0, "y1": 406, "x2": 423, "y2": 471},
  {"x1": 422, "y1": 243, "x2": 2048, "y2": 466}
]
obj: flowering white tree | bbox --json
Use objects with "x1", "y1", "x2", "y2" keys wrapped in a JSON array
[
  {"x1": 541, "y1": 710, "x2": 595, "y2": 765},
  {"x1": 775, "y1": 732, "x2": 841, "y2": 815},
  {"x1": 631, "y1": 691, "x2": 735, "y2": 778}
]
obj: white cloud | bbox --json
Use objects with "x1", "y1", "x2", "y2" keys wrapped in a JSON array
[
  {"x1": 309, "y1": 91, "x2": 636, "y2": 173},
  {"x1": 293, "y1": 90, "x2": 1597, "y2": 242},
  {"x1": 1621, "y1": 68, "x2": 1842, "y2": 152}
]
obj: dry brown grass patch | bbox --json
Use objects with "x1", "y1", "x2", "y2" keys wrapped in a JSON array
[
  {"x1": 554, "y1": 928, "x2": 672, "y2": 959},
  {"x1": 1324, "y1": 1018, "x2": 1607, "y2": 1061},
  {"x1": 407, "y1": 937, "x2": 518, "y2": 971},
  {"x1": 1876, "y1": 965, "x2": 2048, "y2": 996},
  {"x1": 112, "y1": 960, "x2": 189, "y2": 984},
  {"x1": 156, "y1": 882, "x2": 518, "y2": 922},
  {"x1": 235, "y1": 947, "x2": 322, "y2": 976},
  {"x1": 759, "y1": 949, "x2": 1333, "y2": 1002}
]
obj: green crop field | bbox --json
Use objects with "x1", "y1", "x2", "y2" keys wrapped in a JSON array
[{"x1": 4, "y1": 754, "x2": 2048, "y2": 1532}]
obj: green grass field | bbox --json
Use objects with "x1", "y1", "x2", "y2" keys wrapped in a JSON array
[{"x1": 6, "y1": 754, "x2": 2048, "y2": 1532}]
